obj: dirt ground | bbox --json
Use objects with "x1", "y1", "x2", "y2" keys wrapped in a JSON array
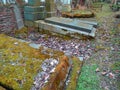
[{"x1": 77, "y1": 3, "x2": 120, "y2": 90}]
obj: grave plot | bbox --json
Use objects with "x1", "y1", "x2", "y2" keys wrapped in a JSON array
[{"x1": 0, "y1": 34, "x2": 82, "y2": 90}]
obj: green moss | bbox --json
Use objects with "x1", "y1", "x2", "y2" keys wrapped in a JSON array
[
  {"x1": 0, "y1": 34, "x2": 64, "y2": 90},
  {"x1": 0, "y1": 34, "x2": 72, "y2": 90},
  {"x1": 66, "y1": 57, "x2": 83, "y2": 90},
  {"x1": 76, "y1": 64, "x2": 101, "y2": 90},
  {"x1": 73, "y1": 10, "x2": 93, "y2": 15},
  {"x1": 14, "y1": 27, "x2": 28, "y2": 38},
  {"x1": 95, "y1": 4, "x2": 113, "y2": 21}
]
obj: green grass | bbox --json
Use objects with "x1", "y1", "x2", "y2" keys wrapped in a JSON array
[
  {"x1": 112, "y1": 62, "x2": 120, "y2": 70},
  {"x1": 76, "y1": 64, "x2": 101, "y2": 90},
  {"x1": 110, "y1": 28, "x2": 120, "y2": 45}
]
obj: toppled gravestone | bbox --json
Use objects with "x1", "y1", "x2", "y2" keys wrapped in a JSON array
[
  {"x1": 36, "y1": 17, "x2": 98, "y2": 37},
  {"x1": 31, "y1": 58, "x2": 59, "y2": 90}
]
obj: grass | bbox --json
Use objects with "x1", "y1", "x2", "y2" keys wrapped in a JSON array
[
  {"x1": 75, "y1": 2, "x2": 120, "y2": 90},
  {"x1": 110, "y1": 27, "x2": 120, "y2": 70},
  {"x1": 112, "y1": 62, "x2": 120, "y2": 70},
  {"x1": 110, "y1": 28, "x2": 120, "y2": 45},
  {"x1": 76, "y1": 64, "x2": 101, "y2": 90}
]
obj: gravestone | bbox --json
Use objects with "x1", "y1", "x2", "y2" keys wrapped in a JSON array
[{"x1": 13, "y1": 4, "x2": 24, "y2": 29}]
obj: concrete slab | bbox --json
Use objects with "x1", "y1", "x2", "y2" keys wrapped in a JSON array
[
  {"x1": 45, "y1": 17, "x2": 93, "y2": 33},
  {"x1": 45, "y1": 17, "x2": 98, "y2": 27},
  {"x1": 35, "y1": 17, "x2": 98, "y2": 37}
]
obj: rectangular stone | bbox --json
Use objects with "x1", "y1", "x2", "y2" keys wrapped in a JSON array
[
  {"x1": 45, "y1": 17, "x2": 95, "y2": 33},
  {"x1": 35, "y1": 19, "x2": 97, "y2": 37},
  {"x1": 28, "y1": 0, "x2": 40, "y2": 6},
  {"x1": 24, "y1": 6, "x2": 45, "y2": 12},
  {"x1": 24, "y1": 12, "x2": 45, "y2": 21}
]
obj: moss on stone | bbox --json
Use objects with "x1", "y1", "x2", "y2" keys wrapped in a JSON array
[
  {"x1": 0, "y1": 31, "x2": 83, "y2": 90},
  {"x1": 66, "y1": 56, "x2": 83, "y2": 90},
  {"x1": 0, "y1": 34, "x2": 64, "y2": 90}
]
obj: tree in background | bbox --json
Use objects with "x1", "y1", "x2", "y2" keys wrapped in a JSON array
[
  {"x1": 71, "y1": 0, "x2": 93, "y2": 9},
  {"x1": 79, "y1": 0, "x2": 85, "y2": 6},
  {"x1": 85, "y1": 0, "x2": 93, "y2": 8}
]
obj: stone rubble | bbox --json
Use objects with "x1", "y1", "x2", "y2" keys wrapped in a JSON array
[
  {"x1": 101, "y1": 71, "x2": 108, "y2": 76},
  {"x1": 95, "y1": 68, "x2": 100, "y2": 72},
  {"x1": 108, "y1": 72, "x2": 115, "y2": 79},
  {"x1": 14, "y1": 42, "x2": 19, "y2": 45},
  {"x1": 31, "y1": 58, "x2": 59, "y2": 90}
]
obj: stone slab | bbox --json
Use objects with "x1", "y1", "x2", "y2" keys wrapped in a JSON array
[
  {"x1": 35, "y1": 19, "x2": 96, "y2": 37},
  {"x1": 45, "y1": 17, "x2": 96, "y2": 33}
]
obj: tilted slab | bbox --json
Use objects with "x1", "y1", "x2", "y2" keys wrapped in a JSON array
[
  {"x1": 45, "y1": 17, "x2": 94, "y2": 33},
  {"x1": 35, "y1": 17, "x2": 98, "y2": 37}
]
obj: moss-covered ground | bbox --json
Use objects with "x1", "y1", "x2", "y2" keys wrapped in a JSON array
[
  {"x1": 0, "y1": 34, "x2": 49, "y2": 89},
  {"x1": 0, "y1": 34, "x2": 83, "y2": 90}
]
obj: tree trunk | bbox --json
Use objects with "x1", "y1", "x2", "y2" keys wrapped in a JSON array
[{"x1": 85, "y1": 0, "x2": 93, "y2": 8}]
